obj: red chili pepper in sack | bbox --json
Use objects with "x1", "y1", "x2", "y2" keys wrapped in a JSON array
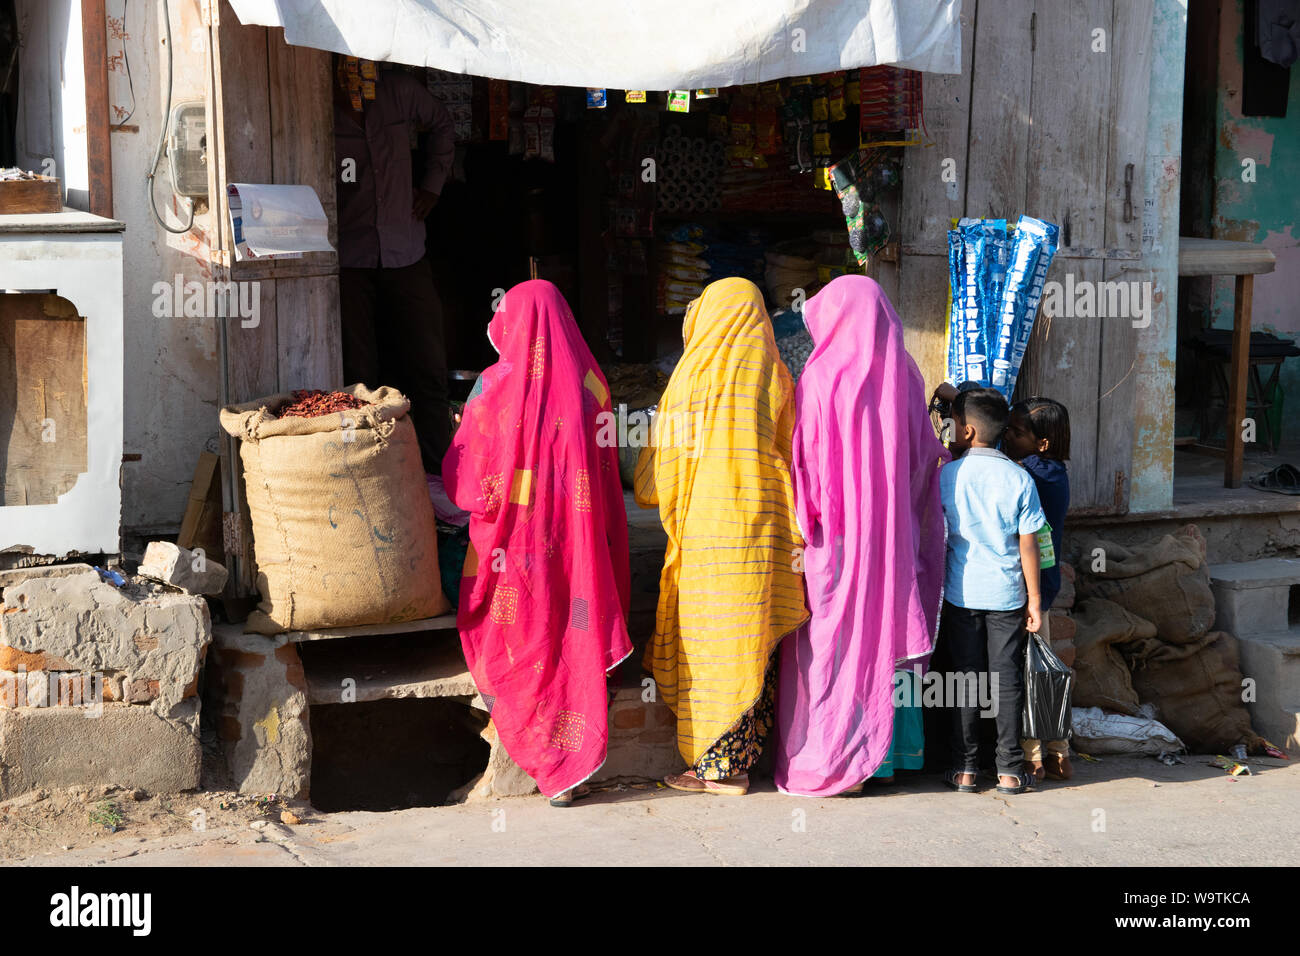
[{"x1": 278, "y1": 389, "x2": 367, "y2": 419}]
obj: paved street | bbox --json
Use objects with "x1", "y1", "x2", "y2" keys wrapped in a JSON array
[{"x1": 14, "y1": 755, "x2": 1297, "y2": 866}]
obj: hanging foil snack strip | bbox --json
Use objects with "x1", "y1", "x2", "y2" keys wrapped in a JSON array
[{"x1": 990, "y1": 215, "x2": 1060, "y2": 400}]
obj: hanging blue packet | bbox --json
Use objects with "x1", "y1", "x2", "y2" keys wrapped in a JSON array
[
  {"x1": 990, "y1": 215, "x2": 1059, "y2": 399},
  {"x1": 946, "y1": 228, "x2": 966, "y2": 383},
  {"x1": 957, "y1": 219, "x2": 1007, "y2": 385}
]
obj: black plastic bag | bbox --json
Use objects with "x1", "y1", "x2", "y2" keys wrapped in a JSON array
[{"x1": 1023, "y1": 630, "x2": 1073, "y2": 740}]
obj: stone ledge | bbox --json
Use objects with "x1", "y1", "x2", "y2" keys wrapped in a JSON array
[{"x1": 1208, "y1": 558, "x2": 1300, "y2": 589}]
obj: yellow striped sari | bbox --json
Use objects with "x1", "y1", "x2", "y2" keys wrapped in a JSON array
[{"x1": 634, "y1": 278, "x2": 808, "y2": 767}]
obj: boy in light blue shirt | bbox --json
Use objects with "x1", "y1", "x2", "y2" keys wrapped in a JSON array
[{"x1": 939, "y1": 387, "x2": 1046, "y2": 795}]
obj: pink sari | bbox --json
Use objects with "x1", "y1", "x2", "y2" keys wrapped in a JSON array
[
  {"x1": 443, "y1": 280, "x2": 632, "y2": 797},
  {"x1": 774, "y1": 276, "x2": 949, "y2": 796}
]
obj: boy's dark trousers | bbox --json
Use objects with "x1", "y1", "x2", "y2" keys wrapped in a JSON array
[{"x1": 941, "y1": 600, "x2": 1028, "y2": 777}]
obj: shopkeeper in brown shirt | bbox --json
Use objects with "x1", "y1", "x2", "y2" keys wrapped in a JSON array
[{"x1": 334, "y1": 59, "x2": 455, "y2": 473}]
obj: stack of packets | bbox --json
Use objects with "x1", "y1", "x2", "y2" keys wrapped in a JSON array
[
  {"x1": 337, "y1": 57, "x2": 378, "y2": 111},
  {"x1": 946, "y1": 216, "x2": 1060, "y2": 400},
  {"x1": 426, "y1": 69, "x2": 474, "y2": 142}
]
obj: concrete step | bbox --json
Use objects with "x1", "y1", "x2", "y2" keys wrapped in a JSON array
[
  {"x1": 1208, "y1": 558, "x2": 1300, "y2": 636},
  {"x1": 1238, "y1": 626, "x2": 1300, "y2": 752},
  {"x1": 301, "y1": 633, "x2": 483, "y2": 708}
]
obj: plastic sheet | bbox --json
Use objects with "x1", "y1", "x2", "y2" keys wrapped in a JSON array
[{"x1": 228, "y1": 0, "x2": 963, "y2": 88}]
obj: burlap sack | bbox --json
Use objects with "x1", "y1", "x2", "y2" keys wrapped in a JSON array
[
  {"x1": 219, "y1": 384, "x2": 450, "y2": 634},
  {"x1": 1052, "y1": 562, "x2": 1076, "y2": 610},
  {"x1": 1070, "y1": 598, "x2": 1156, "y2": 715},
  {"x1": 1074, "y1": 525, "x2": 1215, "y2": 643},
  {"x1": 1123, "y1": 631, "x2": 1262, "y2": 753}
]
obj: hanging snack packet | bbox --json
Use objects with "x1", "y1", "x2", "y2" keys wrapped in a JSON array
[
  {"x1": 811, "y1": 83, "x2": 829, "y2": 122},
  {"x1": 828, "y1": 73, "x2": 846, "y2": 121},
  {"x1": 755, "y1": 87, "x2": 781, "y2": 155},
  {"x1": 587, "y1": 89, "x2": 607, "y2": 109},
  {"x1": 965, "y1": 217, "x2": 1009, "y2": 352},
  {"x1": 991, "y1": 215, "x2": 1060, "y2": 399},
  {"x1": 829, "y1": 157, "x2": 862, "y2": 250},
  {"x1": 946, "y1": 228, "x2": 966, "y2": 383},
  {"x1": 668, "y1": 90, "x2": 691, "y2": 113},
  {"x1": 812, "y1": 121, "x2": 831, "y2": 169},
  {"x1": 626, "y1": 90, "x2": 647, "y2": 103},
  {"x1": 957, "y1": 220, "x2": 997, "y2": 385}
]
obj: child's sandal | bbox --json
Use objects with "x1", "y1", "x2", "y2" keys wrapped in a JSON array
[{"x1": 943, "y1": 769, "x2": 978, "y2": 793}]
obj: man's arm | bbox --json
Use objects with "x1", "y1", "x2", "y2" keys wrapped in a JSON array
[{"x1": 391, "y1": 72, "x2": 456, "y2": 216}]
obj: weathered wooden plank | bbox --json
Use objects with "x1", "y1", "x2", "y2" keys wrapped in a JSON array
[
  {"x1": 265, "y1": 30, "x2": 339, "y2": 275},
  {"x1": 1091, "y1": 0, "x2": 1154, "y2": 515},
  {"x1": 81, "y1": 0, "x2": 113, "y2": 218},
  {"x1": 0, "y1": 296, "x2": 87, "y2": 506},
  {"x1": 212, "y1": 1, "x2": 272, "y2": 258},
  {"x1": 897, "y1": 0, "x2": 974, "y2": 392},
  {"x1": 1104, "y1": 0, "x2": 1153, "y2": 254},
  {"x1": 1017, "y1": 0, "x2": 1112, "y2": 509},
  {"x1": 1026, "y1": 0, "x2": 1112, "y2": 249},
  {"x1": 900, "y1": 0, "x2": 976, "y2": 244},
  {"x1": 964, "y1": 0, "x2": 1034, "y2": 219},
  {"x1": 1015, "y1": 257, "x2": 1103, "y2": 510},
  {"x1": 897, "y1": 254, "x2": 952, "y2": 397},
  {"x1": 1094, "y1": 259, "x2": 1142, "y2": 513},
  {"x1": 276, "y1": 274, "x2": 343, "y2": 392},
  {"x1": 1178, "y1": 238, "x2": 1277, "y2": 276}
]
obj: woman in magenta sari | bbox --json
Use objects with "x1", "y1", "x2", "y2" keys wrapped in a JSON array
[
  {"x1": 774, "y1": 275, "x2": 949, "y2": 797},
  {"x1": 443, "y1": 279, "x2": 632, "y2": 806}
]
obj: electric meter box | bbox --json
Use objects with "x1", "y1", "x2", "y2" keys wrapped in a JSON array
[{"x1": 168, "y1": 101, "x2": 208, "y2": 199}]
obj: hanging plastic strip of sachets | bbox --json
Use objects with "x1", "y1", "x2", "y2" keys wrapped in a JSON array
[{"x1": 946, "y1": 215, "x2": 1060, "y2": 400}]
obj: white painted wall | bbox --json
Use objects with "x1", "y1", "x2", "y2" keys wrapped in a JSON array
[{"x1": 14, "y1": 0, "x2": 218, "y2": 535}]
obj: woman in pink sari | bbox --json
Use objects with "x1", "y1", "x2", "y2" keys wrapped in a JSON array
[
  {"x1": 774, "y1": 275, "x2": 949, "y2": 797},
  {"x1": 443, "y1": 280, "x2": 632, "y2": 806}
]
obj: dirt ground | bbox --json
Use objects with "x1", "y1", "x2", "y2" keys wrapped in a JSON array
[{"x1": 0, "y1": 784, "x2": 319, "y2": 861}]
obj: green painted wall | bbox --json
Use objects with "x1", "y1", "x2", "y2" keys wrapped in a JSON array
[{"x1": 1211, "y1": 0, "x2": 1300, "y2": 444}]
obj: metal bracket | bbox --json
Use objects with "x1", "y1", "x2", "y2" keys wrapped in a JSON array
[{"x1": 1123, "y1": 163, "x2": 1135, "y2": 223}]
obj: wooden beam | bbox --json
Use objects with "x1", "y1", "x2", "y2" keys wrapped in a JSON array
[
  {"x1": 1225, "y1": 273, "x2": 1252, "y2": 488},
  {"x1": 81, "y1": 0, "x2": 113, "y2": 218}
]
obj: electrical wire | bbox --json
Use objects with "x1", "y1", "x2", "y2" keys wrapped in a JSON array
[{"x1": 147, "y1": 0, "x2": 194, "y2": 233}]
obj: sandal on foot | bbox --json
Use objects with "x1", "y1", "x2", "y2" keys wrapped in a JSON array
[
  {"x1": 664, "y1": 771, "x2": 749, "y2": 795},
  {"x1": 837, "y1": 781, "x2": 868, "y2": 797},
  {"x1": 548, "y1": 783, "x2": 592, "y2": 807},
  {"x1": 943, "y1": 769, "x2": 978, "y2": 793},
  {"x1": 1025, "y1": 759, "x2": 1046, "y2": 783},
  {"x1": 996, "y1": 771, "x2": 1034, "y2": 794},
  {"x1": 1044, "y1": 754, "x2": 1073, "y2": 780}
]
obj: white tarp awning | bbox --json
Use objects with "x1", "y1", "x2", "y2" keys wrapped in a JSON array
[{"x1": 226, "y1": 0, "x2": 963, "y2": 87}]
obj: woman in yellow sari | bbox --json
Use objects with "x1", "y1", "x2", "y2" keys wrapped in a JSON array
[{"x1": 635, "y1": 277, "x2": 808, "y2": 794}]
